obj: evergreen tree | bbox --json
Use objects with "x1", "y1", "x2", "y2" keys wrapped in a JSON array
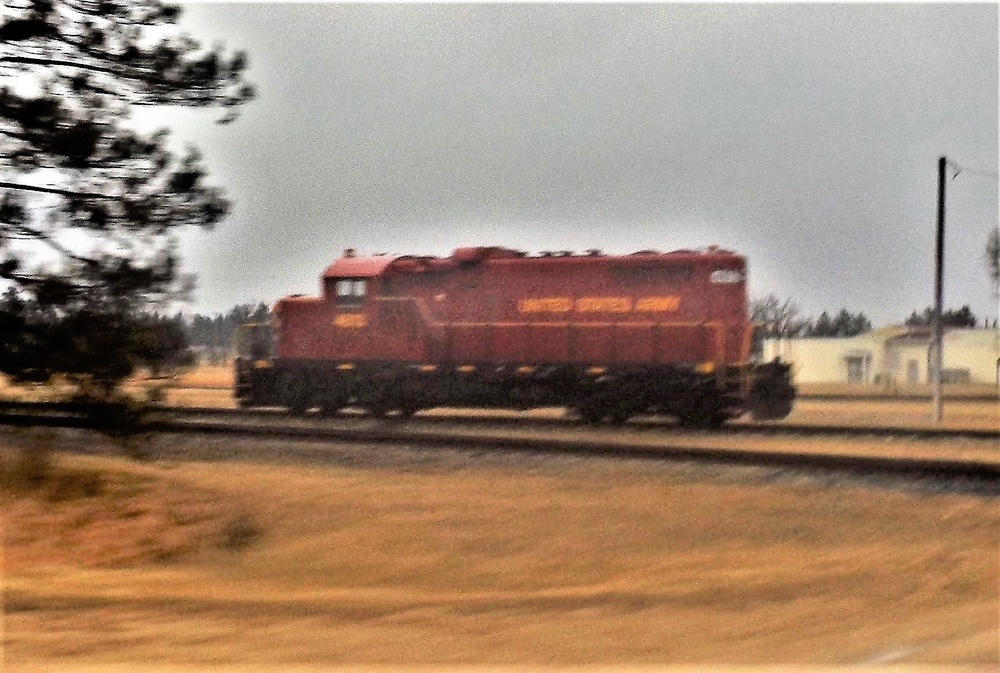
[
  {"x1": 0, "y1": 0, "x2": 254, "y2": 394},
  {"x1": 987, "y1": 227, "x2": 999, "y2": 293},
  {"x1": 809, "y1": 311, "x2": 833, "y2": 337},
  {"x1": 801, "y1": 308, "x2": 872, "y2": 337},
  {"x1": 904, "y1": 305, "x2": 978, "y2": 328},
  {"x1": 185, "y1": 302, "x2": 271, "y2": 363}
]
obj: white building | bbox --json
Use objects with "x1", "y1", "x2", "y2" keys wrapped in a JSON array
[{"x1": 763, "y1": 327, "x2": 1000, "y2": 386}]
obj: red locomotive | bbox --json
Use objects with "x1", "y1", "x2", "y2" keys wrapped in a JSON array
[{"x1": 235, "y1": 245, "x2": 794, "y2": 426}]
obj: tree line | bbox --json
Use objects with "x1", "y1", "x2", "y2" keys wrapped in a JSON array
[
  {"x1": 185, "y1": 302, "x2": 272, "y2": 364},
  {"x1": 752, "y1": 295, "x2": 989, "y2": 340},
  {"x1": 751, "y1": 295, "x2": 872, "y2": 341}
]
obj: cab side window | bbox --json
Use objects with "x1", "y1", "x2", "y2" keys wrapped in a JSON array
[{"x1": 335, "y1": 278, "x2": 367, "y2": 307}]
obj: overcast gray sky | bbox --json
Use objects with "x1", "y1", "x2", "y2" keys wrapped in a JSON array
[{"x1": 159, "y1": 3, "x2": 998, "y2": 327}]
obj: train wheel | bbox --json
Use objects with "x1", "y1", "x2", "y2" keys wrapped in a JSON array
[
  {"x1": 676, "y1": 408, "x2": 726, "y2": 429},
  {"x1": 674, "y1": 394, "x2": 727, "y2": 429},
  {"x1": 574, "y1": 402, "x2": 607, "y2": 425},
  {"x1": 609, "y1": 410, "x2": 631, "y2": 425},
  {"x1": 357, "y1": 386, "x2": 387, "y2": 417},
  {"x1": 318, "y1": 400, "x2": 345, "y2": 417},
  {"x1": 280, "y1": 372, "x2": 311, "y2": 416},
  {"x1": 397, "y1": 404, "x2": 419, "y2": 419},
  {"x1": 684, "y1": 413, "x2": 726, "y2": 429}
]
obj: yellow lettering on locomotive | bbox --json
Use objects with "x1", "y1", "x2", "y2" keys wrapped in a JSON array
[
  {"x1": 333, "y1": 313, "x2": 367, "y2": 328},
  {"x1": 635, "y1": 296, "x2": 682, "y2": 312},
  {"x1": 518, "y1": 297, "x2": 573, "y2": 313},
  {"x1": 575, "y1": 296, "x2": 633, "y2": 313},
  {"x1": 518, "y1": 295, "x2": 679, "y2": 314}
]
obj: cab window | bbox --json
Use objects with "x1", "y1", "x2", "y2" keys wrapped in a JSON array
[
  {"x1": 335, "y1": 278, "x2": 367, "y2": 306},
  {"x1": 709, "y1": 269, "x2": 743, "y2": 284}
]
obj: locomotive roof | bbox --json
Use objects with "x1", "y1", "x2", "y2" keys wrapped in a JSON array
[
  {"x1": 322, "y1": 246, "x2": 742, "y2": 279},
  {"x1": 322, "y1": 253, "x2": 402, "y2": 279}
]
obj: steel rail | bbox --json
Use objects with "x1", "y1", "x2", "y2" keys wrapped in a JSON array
[{"x1": 0, "y1": 405, "x2": 998, "y2": 488}]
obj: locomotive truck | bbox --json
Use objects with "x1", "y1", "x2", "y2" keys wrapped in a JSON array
[{"x1": 235, "y1": 245, "x2": 794, "y2": 427}]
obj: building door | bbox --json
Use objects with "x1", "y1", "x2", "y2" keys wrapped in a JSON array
[{"x1": 907, "y1": 360, "x2": 919, "y2": 384}]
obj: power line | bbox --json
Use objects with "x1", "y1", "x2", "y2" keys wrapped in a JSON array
[{"x1": 948, "y1": 160, "x2": 999, "y2": 180}]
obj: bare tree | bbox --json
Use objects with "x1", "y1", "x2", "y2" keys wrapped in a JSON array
[
  {"x1": 749, "y1": 294, "x2": 808, "y2": 357},
  {"x1": 750, "y1": 294, "x2": 808, "y2": 338}
]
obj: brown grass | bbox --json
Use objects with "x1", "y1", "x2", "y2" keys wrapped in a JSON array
[
  {"x1": 798, "y1": 381, "x2": 1000, "y2": 399},
  {"x1": 2, "y1": 433, "x2": 998, "y2": 666},
  {"x1": 0, "y1": 365, "x2": 234, "y2": 402},
  {"x1": 167, "y1": 365, "x2": 233, "y2": 389},
  {"x1": 783, "y1": 398, "x2": 999, "y2": 431},
  {"x1": 1, "y1": 447, "x2": 262, "y2": 571}
]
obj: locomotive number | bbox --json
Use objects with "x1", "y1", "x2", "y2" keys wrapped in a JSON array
[{"x1": 333, "y1": 313, "x2": 368, "y2": 328}]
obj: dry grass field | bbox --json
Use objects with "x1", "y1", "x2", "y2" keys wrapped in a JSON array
[{"x1": 2, "y1": 427, "x2": 998, "y2": 668}]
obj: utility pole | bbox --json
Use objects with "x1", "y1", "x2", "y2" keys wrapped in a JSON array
[{"x1": 931, "y1": 156, "x2": 946, "y2": 422}]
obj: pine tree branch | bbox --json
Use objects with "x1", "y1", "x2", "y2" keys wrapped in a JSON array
[
  {"x1": 0, "y1": 52, "x2": 249, "y2": 108},
  {"x1": 0, "y1": 180, "x2": 116, "y2": 199},
  {"x1": 0, "y1": 54, "x2": 118, "y2": 76},
  {"x1": 0, "y1": 127, "x2": 28, "y2": 138}
]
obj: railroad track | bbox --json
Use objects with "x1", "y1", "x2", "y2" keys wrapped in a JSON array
[
  {"x1": 196, "y1": 406, "x2": 1000, "y2": 441},
  {"x1": 1, "y1": 400, "x2": 998, "y2": 489}
]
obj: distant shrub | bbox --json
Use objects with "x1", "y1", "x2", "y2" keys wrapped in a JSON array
[
  {"x1": 7, "y1": 443, "x2": 53, "y2": 492},
  {"x1": 218, "y1": 510, "x2": 263, "y2": 551},
  {"x1": 0, "y1": 438, "x2": 105, "y2": 501}
]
